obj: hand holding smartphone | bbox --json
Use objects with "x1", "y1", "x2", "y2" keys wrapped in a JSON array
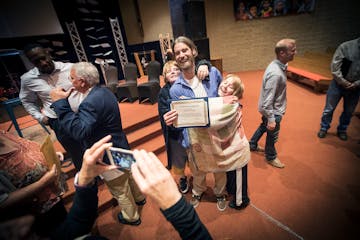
[{"x1": 106, "y1": 147, "x2": 136, "y2": 170}]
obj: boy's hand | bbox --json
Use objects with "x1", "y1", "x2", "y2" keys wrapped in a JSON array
[
  {"x1": 197, "y1": 65, "x2": 209, "y2": 80},
  {"x1": 163, "y1": 110, "x2": 178, "y2": 126}
]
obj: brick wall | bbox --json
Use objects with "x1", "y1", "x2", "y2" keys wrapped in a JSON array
[{"x1": 205, "y1": 0, "x2": 360, "y2": 72}]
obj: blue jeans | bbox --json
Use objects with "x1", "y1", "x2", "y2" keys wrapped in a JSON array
[
  {"x1": 249, "y1": 115, "x2": 282, "y2": 161},
  {"x1": 320, "y1": 80, "x2": 360, "y2": 133}
]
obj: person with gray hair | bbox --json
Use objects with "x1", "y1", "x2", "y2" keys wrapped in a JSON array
[
  {"x1": 249, "y1": 38, "x2": 297, "y2": 168},
  {"x1": 71, "y1": 61, "x2": 100, "y2": 85},
  {"x1": 50, "y1": 62, "x2": 146, "y2": 226}
]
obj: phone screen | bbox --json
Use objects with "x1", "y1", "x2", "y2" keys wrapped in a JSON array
[{"x1": 106, "y1": 147, "x2": 136, "y2": 170}]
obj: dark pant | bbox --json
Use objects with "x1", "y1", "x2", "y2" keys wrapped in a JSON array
[
  {"x1": 249, "y1": 115, "x2": 282, "y2": 161},
  {"x1": 320, "y1": 79, "x2": 360, "y2": 133},
  {"x1": 226, "y1": 165, "x2": 249, "y2": 205},
  {"x1": 48, "y1": 118, "x2": 84, "y2": 170}
]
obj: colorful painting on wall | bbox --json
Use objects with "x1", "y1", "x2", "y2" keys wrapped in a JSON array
[{"x1": 234, "y1": 0, "x2": 315, "y2": 21}]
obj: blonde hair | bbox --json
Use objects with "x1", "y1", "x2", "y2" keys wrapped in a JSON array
[
  {"x1": 162, "y1": 60, "x2": 179, "y2": 83},
  {"x1": 223, "y1": 74, "x2": 245, "y2": 99}
]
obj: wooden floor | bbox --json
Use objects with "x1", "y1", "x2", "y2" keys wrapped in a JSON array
[{"x1": 1, "y1": 70, "x2": 360, "y2": 240}]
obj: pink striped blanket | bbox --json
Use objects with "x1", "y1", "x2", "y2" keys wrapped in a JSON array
[{"x1": 188, "y1": 97, "x2": 250, "y2": 172}]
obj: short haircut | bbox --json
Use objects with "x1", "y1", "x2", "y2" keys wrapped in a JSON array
[
  {"x1": 223, "y1": 74, "x2": 245, "y2": 99},
  {"x1": 72, "y1": 62, "x2": 100, "y2": 86},
  {"x1": 173, "y1": 36, "x2": 198, "y2": 58},
  {"x1": 162, "y1": 60, "x2": 179, "y2": 82},
  {"x1": 275, "y1": 38, "x2": 296, "y2": 55}
]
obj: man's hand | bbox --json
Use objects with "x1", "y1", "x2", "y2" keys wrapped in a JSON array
[
  {"x1": 267, "y1": 121, "x2": 276, "y2": 130},
  {"x1": 50, "y1": 87, "x2": 73, "y2": 102},
  {"x1": 131, "y1": 150, "x2": 182, "y2": 210},
  {"x1": 345, "y1": 82, "x2": 357, "y2": 90},
  {"x1": 78, "y1": 135, "x2": 117, "y2": 186},
  {"x1": 163, "y1": 110, "x2": 178, "y2": 126},
  {"x1": 41, "y1": 116, "x2": 49, "y2": 125},
  {"x1": 197, "y1": 65, "x2": 209, "y2": 80}
]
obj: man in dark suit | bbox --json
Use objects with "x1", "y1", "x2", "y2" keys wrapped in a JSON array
[{"x1": 49, "y1": 62, "x2": 145, "y2": 226}]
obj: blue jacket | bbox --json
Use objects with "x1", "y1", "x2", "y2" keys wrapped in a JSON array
[{"x1": 169, "y1": 66, "x2": 222, "y2": 99}]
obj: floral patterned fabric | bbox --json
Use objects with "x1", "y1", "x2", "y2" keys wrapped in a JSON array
[{"x1": 0, "y1": 131, "x2": 61, "y2": 213}]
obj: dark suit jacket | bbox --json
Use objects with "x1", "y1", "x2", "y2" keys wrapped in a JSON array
[
  {"x1": 52, "y1": 86, "x2": 129, "y2": 164},
  {"x1": 51, "y1": 183, "x2": 99, "y2": 240}
]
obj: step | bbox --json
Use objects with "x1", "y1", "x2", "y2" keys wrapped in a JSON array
[
  {"x1": 127, "y1": 121, "x2": 163, "y2": 149},
  {"x1": 61, "y1": 159, "x2": 77, "y2": 177},
  {"x1": 154, "y1": 151, "x2": 168, "y2": 167},
  {"x1": 55, "y1": 115, "x2": 160, "y2": 158},
  {"x1": 64, "y1": 178, "x2": 115, "y2": 212},
  {"x1": 123, "y1": 115, "x2": 159, "y2": 135},
  {"x1": 133, "y1": 133, "x2": 166, "y2": 155}
]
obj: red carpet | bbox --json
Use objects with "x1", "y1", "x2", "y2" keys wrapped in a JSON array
[
  {"x1": 96, "y1": 71, "x2": 360, "y2": 240},
  {"x1": 1, "y1": 70, "x2": 359, "y2": 239}
]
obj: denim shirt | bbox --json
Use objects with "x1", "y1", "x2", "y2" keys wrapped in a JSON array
[
  {"x1": 258, "y1": 59, "x2": 287, "y2": 123},
  {"x1": 169, "y1": 66, "x2": 222, "y2": 148},
  {"x1": 170, "y1": 66, "x2": 222, "y2": 99}
]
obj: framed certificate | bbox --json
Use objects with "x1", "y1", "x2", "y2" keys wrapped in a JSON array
[{"x1": 170, "y1": 97, "x2": 210, "y2": 128}]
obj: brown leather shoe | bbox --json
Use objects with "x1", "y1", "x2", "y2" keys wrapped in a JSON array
[{"x1": 268, "y1": 157, "x2": 285, "y2": 168}]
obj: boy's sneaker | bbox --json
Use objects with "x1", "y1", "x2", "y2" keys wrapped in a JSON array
[
  {"x1": 179, "y1": 176, "x2": 189, "y2": 194},
  {"x1": 228, "y1": 200, "x2": 249, "y2": 210},
  {"x1": 216, "y1": 196, "x2": 227, "y2": 211},
  {"x1": 190, "y1": 194, "x2": 202, "y2": 208},
  {"x1": 135, "y1": 198, "x2": 146, "y2": 206}
]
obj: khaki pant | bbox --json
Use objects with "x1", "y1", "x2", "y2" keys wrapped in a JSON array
[
  {"x1": 104, "y1": 171, "x2": 145, "y2": 222},
  {"x1": 189, "y1": 159, "x2": 227, "y2": 197}
]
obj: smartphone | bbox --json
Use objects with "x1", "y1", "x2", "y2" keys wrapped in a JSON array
[{"x1": 106, "y1": 147, "x2": 136, "y2": 170}]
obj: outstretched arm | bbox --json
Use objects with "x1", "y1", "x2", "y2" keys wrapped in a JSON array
[
  {"x1": 52, "y1": 135, "x2": 116, "y2": 240},
  {"x1": 0, "y1": 165, "x2": 58, "y2": 211},
  {"x1": 131, "y1": 150, "x2": 212, "y2": 240},
  {"x1": 196, "y1": 59, "x2": 212, "y2": 81}
]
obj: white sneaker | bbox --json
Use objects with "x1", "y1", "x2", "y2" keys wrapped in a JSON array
[
  {"x1": 216, "y1": 196, "x2": 226, "y2": 211},
  {"x1": 190, "y1": 194, "x2": 201, "y2": 208}
]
